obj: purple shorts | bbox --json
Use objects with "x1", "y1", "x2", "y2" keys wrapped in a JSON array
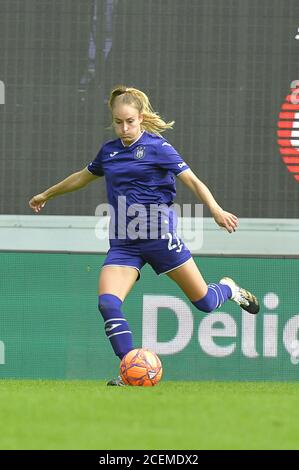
[{"x1": 103, "y1": 233, "x2": 192, "y2": 279}]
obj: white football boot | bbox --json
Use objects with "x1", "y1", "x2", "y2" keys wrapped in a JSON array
[
  {"x1": 220, "y1": 277, "x2": 260, "y2": 314},
  {"x1": 107, "y1": 375, "x2": 126, "y2": 386}
]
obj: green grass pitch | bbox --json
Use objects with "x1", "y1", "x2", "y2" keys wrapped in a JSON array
[{"x1": 0, "y1": 380, "x2": 298, "y2": 450}]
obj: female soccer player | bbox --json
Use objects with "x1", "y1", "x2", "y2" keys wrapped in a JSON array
[{"x1": 29, "y1": 86, "x2": 259, "y2": 385}]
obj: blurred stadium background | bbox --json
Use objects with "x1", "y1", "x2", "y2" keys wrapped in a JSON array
[
  {"x1": 1, "y1": 0, "x2": 299, "y2": 217},
  {"x1": 0, "y1": 0, "x2": 299, "y2": 450}
]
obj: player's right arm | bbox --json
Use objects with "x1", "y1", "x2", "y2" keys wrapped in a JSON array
[{"x1": 29, "y1": 167, "x2": 100, "y2": 213}]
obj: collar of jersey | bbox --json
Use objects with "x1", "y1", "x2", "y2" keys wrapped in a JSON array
[{"x1": 120, "y1": 131, "x2": 145, "y2": 148}]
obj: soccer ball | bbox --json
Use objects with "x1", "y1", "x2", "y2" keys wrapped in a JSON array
[{"x1": 120, "y1": 348, "x2": 163, "y2": 386}]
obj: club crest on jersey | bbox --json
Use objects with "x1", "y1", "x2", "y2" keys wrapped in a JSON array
[{"x1": 134, "y1": 146, "x2": 146, "y2": 160}]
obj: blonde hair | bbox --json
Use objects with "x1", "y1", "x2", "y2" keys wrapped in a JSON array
[{"x1": 108, "y1": 85, "x2": 174, "y2": 136}]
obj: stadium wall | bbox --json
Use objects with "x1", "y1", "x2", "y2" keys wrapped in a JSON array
[
  {"x1": 1, "y1": 0, "x2": 299, "y2": 218},
  {"x1": 0, "y1": 216, "x2": 298, "y2": 381}
]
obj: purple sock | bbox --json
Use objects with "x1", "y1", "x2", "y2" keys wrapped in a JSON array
[
  {"x1": 98, "y1": 294, "x2": 133, "y2": 359},
  {"x1": 192, "y1": 283, "x2": 232, "y2": 313}
]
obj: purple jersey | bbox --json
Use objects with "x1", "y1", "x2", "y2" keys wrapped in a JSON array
[{"x1": 87, "y1": 131, "x2": 189, "y2": 243}]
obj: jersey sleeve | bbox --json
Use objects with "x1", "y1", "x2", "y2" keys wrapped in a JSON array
[
  {"x1": 156, "y1": 140, "x2": 190, "y2": 176},
  {"x1": 87, "y1": 147, "x2": 104, "y2": 177}
]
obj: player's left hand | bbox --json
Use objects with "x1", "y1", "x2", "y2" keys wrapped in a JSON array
[{"x1": 212, "y1": 209, "x2": 238, "y2": 233}]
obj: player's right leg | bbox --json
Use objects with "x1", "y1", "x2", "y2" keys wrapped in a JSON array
[
  {"x1": 99, "y1": 264, "x2": 139, "y2": 301},
  {"x1": 98, "y1": 265, "x2": 139, "y2": 386}
]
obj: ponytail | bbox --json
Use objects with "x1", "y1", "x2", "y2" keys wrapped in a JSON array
[{"x1": 108, "y1": 85, "x2": 174, "y2": 136}]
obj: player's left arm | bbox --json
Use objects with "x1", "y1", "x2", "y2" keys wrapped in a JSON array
[{"x1": 177, "y1": 168, "x2": 238, "y2": 233}]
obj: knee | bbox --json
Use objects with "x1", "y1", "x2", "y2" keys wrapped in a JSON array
[
  {"x1": 98, "y1": 294, "x2": 114, "y2": 313},
  {"x1": 98, "y1": 293, "x2": 123, "y2": 320}
]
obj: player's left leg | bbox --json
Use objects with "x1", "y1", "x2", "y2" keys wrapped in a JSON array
[
  {"x1": 142, "y1": 234, "x2": 259, "y2": 314},
  {"x1": 142, "y1": 238, "x2": 235, "y2": 312},
  {"x1": 166, "y1": 258, "x2": 259, "y2": 314},
  {"x1": 165, "y1": 258, "x2": 231, "y2": 312}
]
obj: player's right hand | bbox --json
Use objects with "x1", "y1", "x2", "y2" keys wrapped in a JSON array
[{"x1": 29, "y1": 193, "x2": 47, "y2": 213}]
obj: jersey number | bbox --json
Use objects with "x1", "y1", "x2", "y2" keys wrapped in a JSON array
[{"x1": 163, "y1": 232, "x2": 183, "y2": 253}]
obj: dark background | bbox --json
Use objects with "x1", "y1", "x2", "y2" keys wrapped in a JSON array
[{"x1": 0, "y1": 0, "x2": 298, "y2": 217}]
